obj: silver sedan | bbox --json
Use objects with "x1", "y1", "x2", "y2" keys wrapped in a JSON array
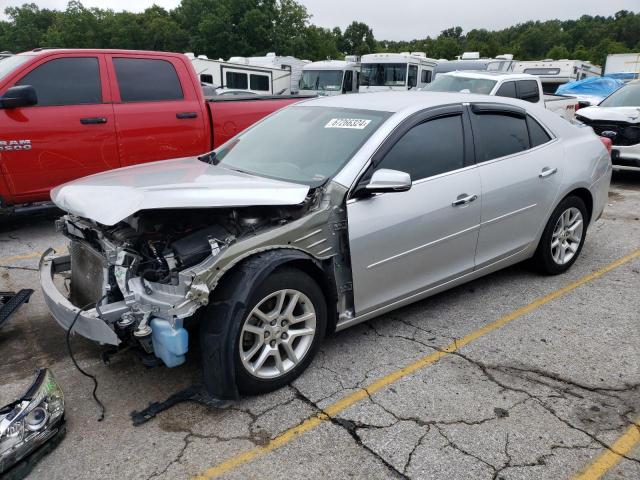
[{"x1": 42, "y1": 91, "x2": 612, "y2": 396}]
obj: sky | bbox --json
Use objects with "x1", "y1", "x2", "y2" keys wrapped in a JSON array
[{"x1": 0, "y1": 0, "x2": 638, "y2": 40}]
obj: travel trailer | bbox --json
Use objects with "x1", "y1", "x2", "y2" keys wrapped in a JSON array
[
  {"x1": 359, "y1": 52, "x2": 437, "y2": 92},
  {"x1": 512, "y1": 59, "x2": 601, "y2": 93},
  {"x1": 187, "y1": 53, "x2": 293, "y2": 95},
  {"x1": 298, "y1": 57, "x2": 360, "y2": 96},
  {"x1": 604, "y1": 53, "x2": 640, "y2": 81},
  {"x1": 228, "y1": 53, "x2": 309, "y2": 94}
]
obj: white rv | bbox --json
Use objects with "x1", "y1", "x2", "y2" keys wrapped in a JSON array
[
  {"x1": 298, "y1": 57, "x2": 360, "y2": 96},
  {"x1": 228, "y1": 53, "x2": 309, "y2": 94},
  {"x1": 512, "y1": 59, "x2": 602, "y2": 93},
  {"x1": 187, "y1": 53, "x2": 293, "y2": 95},
  {"x1": 359, "y1": 52, "x2": 437, "y2": 92},
  {"x1": 604, "y1": 53, "x2": 640, "y2": 81}
]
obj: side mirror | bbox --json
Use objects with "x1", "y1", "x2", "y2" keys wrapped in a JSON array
[
  {"x1": 365, "y1": 169, "x2": 412, "y2": 194},
  {"x1": 0, "y1": 85, "x2": 37, "y2": 109}
]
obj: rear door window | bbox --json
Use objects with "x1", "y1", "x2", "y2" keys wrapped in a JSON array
[
  {"x1": 472, "y1": 112, "x2": 530, "y2": 161},
  {"x1": 377, "y1": 114, "x2": 465, "y2": 181},
  {"x1": 516, "y1": 80, "x2": 540, "y2": 103},
  {"x1": 114, "y1": 58, "x2": 183, "y2": 102},
  {"x1": 17, "y1": 57, "x2": 101, "y2": 106},
  {"x1": 495, "y1": 81, "x2": 516, "y2": 98}
]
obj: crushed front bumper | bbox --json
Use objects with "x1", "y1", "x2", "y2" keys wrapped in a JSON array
[{"x1": 39, "y1": 249, "x2": 121, "y2": 346}]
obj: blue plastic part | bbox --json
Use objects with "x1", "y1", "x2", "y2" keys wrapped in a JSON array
[{"x1": 150, "y1": 318, "x2": 189, "y2": 368}]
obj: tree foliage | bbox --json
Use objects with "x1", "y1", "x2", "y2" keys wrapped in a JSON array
[{"x1": 0, "y1": 2, "x2": 638, "y2": 64}]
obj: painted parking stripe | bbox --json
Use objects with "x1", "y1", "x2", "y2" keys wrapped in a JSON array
[
  {"x1": 0, "y1": 246, "x2": 66, "y2": 264},
  {"x1": 572, "y1": 420, "x2": 640, "y2": 480},
  {"x1": 194, "y1": 249, "x2": 640, "y2": 479}
]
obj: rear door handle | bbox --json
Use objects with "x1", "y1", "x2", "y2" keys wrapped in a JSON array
[
  {"x1": 452, "y1": 194, "x2": 478, "y2": 207},
  {"x1": 539, "y1": 167, "x2": 558, "y2": 178},
  {"x1": 176, "y1": 112, "x2": 198, "y2": 119},
  {"x1": 80, "y1": 117, "x2": 107, "y2": 125}
]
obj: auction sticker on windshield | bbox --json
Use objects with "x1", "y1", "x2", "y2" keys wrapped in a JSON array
[{"x1": 325, "y1": 118, "x2": 372, "y2": 129}]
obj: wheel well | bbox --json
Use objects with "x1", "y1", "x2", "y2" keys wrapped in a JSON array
[{"x1": 565, "y1": 188, "x2": 593, "y2": 224}]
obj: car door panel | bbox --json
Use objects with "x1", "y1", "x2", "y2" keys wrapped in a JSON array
[
  {"x1": 348, "y1": 169, "x2": 482, "y2": 314},
  {"x1": 470, "y1": 106, "x2": 563, "y2": 267},
  {"x1": 347, "y1": 106, "x2": 481, "y2": 315}
]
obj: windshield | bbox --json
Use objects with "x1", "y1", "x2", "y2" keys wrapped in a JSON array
[
  {"x1": 599, "y1": 83, "x2": 640, "y2": 107},
  {"x1": 360, "y1": 63, "x2": 407, "y2": 87},
  {"x1": 214, "y1": 106, "x2": 391, "y2": 186},
  {"x1": 0, "y1": 55, "x2": 34, "y2": 83},
  {"x1": 299, "y1": 70, "x2": 343, "y2": 91},
  {"x1": 422, "y1": 75, "x2": 497, "y2": 94}
]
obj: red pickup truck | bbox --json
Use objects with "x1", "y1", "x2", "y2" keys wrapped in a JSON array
[{"x1": 0, "y1": 49, "x2": 308, "y2": 212}]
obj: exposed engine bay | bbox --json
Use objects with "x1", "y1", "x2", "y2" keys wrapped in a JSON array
[{"x1": 47, "y1": 182, "x2": 353, "y2": 368}]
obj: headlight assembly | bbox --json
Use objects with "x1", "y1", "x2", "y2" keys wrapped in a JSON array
[{"x1": 0, "y1": 369, "x2": 65, "y2": 477}]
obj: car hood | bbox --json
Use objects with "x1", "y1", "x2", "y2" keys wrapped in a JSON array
[
  {"x1": 51, "y1": 157, "x2": 310, "y2": 226},
  {"x1": 577, "y1": 106, "x2": 640, "y2": 124}
]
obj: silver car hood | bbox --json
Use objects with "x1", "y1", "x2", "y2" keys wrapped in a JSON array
[
  {"x1": 578, "y1": 106, "x2": 640, "y2": 124},
  {"x1": 51, "y1": 157, "x2": 310, "y2": 226}
]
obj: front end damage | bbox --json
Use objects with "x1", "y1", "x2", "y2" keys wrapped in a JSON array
[{"x1": 39, "y1": 182, "x2": 353, "y2": 372}]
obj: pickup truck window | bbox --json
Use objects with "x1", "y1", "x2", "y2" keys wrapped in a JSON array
[
  {"x1": 422, "y1": 75, "x2": 496, "y2": 94},
  {"x1": 16, "y1": 57, "x2": 101, "y2": 106},
  {"x1": 495, "y1": 81, "x2": 517, "y2": 98},
  {"x1": 516, "y1": 80, "x2": 540, "y2": 103},
  {"x1": 0, "y1": 55, "x2": 34, "y2": 82},
  {"x1": 472, "y1": 113, "x2": 530, "y2": 161},
  {"x1": 377, "y1": 114, "x2": 465, "y2": 181},
  {"x1": 114, "y1": 58, "x2": 183, "y2": 102},
  {"x1": 215, "y1": 106, "x2": 391, "y2": 186}
]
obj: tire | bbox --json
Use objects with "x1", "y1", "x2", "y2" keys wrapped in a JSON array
[
  {"x1": 531, "y1": 195, "x2": 588, "y2": 275},
  {"x1": 233, "y1": 267, "x2": 327, "y2": 395}
]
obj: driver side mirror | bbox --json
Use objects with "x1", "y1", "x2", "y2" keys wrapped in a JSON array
[
  {"x1": 0, "y1": 85, "x2": 37, "y2": 109},
  {"x1": 365, "y1": 168, "x2": 412, "y2": 194}
]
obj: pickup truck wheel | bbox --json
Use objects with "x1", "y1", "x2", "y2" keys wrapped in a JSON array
[
  {"x1": 234, "y1": 268, "x2": 326, "y2": 395},
  {"x1": 532, "y1": 195, "x2": 587, "y2": 275}
]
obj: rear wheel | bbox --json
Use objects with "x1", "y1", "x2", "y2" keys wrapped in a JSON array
[
  {"x1": 532, "y1": 195, "x2": 587, "y2": 275},
  {"x1": 234, "y1": 268, "x2": 326, "y2": 395}
]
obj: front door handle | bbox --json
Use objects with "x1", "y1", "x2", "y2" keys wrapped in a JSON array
[
  {"x1": 539, "y1": 167, "x2": 558, "y2": 178},
  {"x1": 452, "y1": 193, "x2": 478, "y2": 207},
  {"x1": 80, "y1": 117, "x2": 107, "y2": 125},
  {"x1": 176, "y1": 112, "x2": 198, "y2": 119}
]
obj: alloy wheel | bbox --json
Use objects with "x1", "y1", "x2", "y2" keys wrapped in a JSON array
[{"x1": 551, "y1": 207, "x2": 584, "y2": 265}]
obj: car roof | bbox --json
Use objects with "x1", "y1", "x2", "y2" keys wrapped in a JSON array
[
  {"x1": 297, "y1": 90, "x2": 530, "y2": 114},
  {"x1": 18, "y1": 48, "x2": 188, "y2": 59}
]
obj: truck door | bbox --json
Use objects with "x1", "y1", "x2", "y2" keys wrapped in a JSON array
[
  {"x1": 107, "y1": 54, "x2": 208, "y2": 167},
  {"x1": 0, "y1": 54, "x2": 119, "y2": 203}
]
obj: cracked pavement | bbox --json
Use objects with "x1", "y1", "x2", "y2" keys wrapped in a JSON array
[{"x1": 1, "y1": 171, "x2": 639, "y2": 480}]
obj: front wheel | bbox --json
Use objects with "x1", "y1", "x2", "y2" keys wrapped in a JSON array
[
  {"x1": 234, "y1": 268, "x2": 326, "y2": 395},
  {"x1": 531, "y1": 195, "x2": 588, "y2": 275}
]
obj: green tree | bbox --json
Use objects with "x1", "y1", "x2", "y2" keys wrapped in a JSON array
[
  {"x1": 546, "y1": 45, "x2": 571, "y2": 59},
  {"x1": 341, "y1": 21, "x2": 375, "y2": 56}
]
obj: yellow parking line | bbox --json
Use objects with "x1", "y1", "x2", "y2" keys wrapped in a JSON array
[
  {"x1": 573, "y1": 421, "x2": 640, "y2": 480},
  {"x1": 0, "y1": 246, "x2": 66, "y2": 264},
  {"x1": 194, "y1": 249, "x2": 640, "y2": 479}
]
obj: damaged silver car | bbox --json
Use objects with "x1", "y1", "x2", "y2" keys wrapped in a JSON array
[{"x1": 40, "y1": 92, "x2": 611, "y2": 397}]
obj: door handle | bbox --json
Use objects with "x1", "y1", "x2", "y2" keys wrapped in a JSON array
[
  {"x1": 452, "y1": 194, "x2": 478, "y2": 207},
  {"x1": 176, "y1": 112, "x2": 198, "y2": 119},
  {"x1": 80, "y1": 117, "x2": 107, "y2": 125},
  {"x1": 539, "y1": 167, "x2": 558, "y2": 178}
]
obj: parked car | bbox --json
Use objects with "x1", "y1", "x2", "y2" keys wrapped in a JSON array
[
  {"x1": 575, "y1": 80, "x2": 640, "y2": 171},
  {"x1": 422, "y1": 71, "x2": 579, "y2": 121},
  {"x1": 40, "y1": 92, "x2": 611, "y2": 398},
  {"x1": 0, "y1": 49, "x2": 308, "y2": 213}
]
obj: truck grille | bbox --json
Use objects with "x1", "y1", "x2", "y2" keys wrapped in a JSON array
[
  {"x1": 70, "y1": 241, "x2": 106, "y2": 308},
  {"x1": 579, "y1": 118, "x2": 640, "y2": 147}
]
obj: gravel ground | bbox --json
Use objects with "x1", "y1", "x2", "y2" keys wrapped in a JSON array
[{"x1": 0, "y1": 170, "x2": 638, "y2": 480}]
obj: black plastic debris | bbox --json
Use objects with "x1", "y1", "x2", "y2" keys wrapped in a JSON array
[{"x1": 0, "y1": 289, "x2": 34, "y2": 330}]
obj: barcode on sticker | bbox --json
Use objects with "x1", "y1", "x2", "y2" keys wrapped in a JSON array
[{"x1": 325, "y1": 118, "x2": 371, "y2": 129}]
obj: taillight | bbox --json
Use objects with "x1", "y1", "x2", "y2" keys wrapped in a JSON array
[{"x1": 599, "y1": 136, "x2": 612, "y2": 155}]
